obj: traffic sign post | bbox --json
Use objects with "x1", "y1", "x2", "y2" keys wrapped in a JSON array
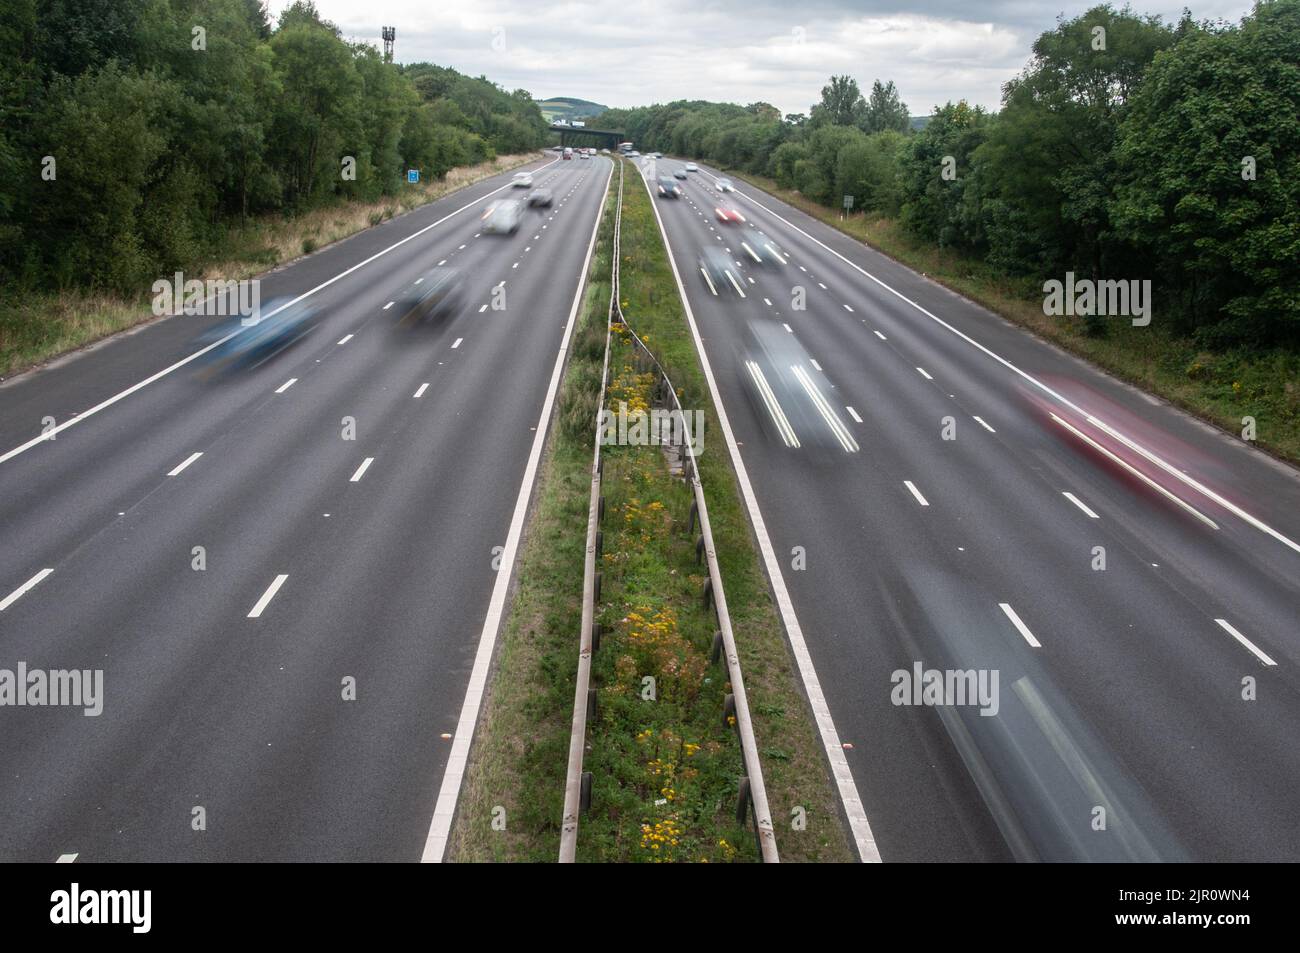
[
  {"x1": 842, "y1": 194, "x2": 854, "y2": 220},
  {"x1": 407, "y1": 169, "x2": 420, "y2": 184}
]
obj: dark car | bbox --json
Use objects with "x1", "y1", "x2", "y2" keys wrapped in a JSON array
[
  {"x1": 656, "y1": 175, "x2": 682, "y2": 198},
  {"x1": 193, "y1": 297, "x2": 320, "y2": 375},
  {"x1": 527, "y1": 188, "x2": 553, "y2": 208},
  {"x1": 697, "y1": 247, "x2": 742, "y2": 295},
  {"x1": 394, "y1": 267, "x2": 464, "y2": 326}
]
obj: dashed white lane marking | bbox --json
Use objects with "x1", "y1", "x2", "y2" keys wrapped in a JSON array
[
  {"x1": 903, "y1": 480, "x2": 930, "y2": 506},
  {"x1": 458, "y1": 244, "x2": 466, "y2": 250},
  {"x1": 844, "y1": 304, "x2": 854, "y2": 312},
  {"x1": 383, "y1": 301, "x2": 394, "y2": 310},
  {"x1": 414, "y1": 277, "x2": 423, "y2": 284},
  {"x1": 972, "y1": 415, "x2": 996, "y2": 433},
  {"x1": 337, "y1": 334, "x2": 354, "y2": 345},
  {"x1": 1000, "y1": 603, "x2": 1042, "y2": 648},
  {"x1": 846, "y1": 406, "x2": 863, "y2": 423},
  {"x1": 0, "y1": 568, "x2": 54, "y2": 611},
  {"x1": 275, "y1": 378, "x2": 297, "y2": 394},
  {"x1": 1215, "y1": 619, "x2": 1276, "y2": 667},
  {"x1": 916, "y1": 367, "x2": 933, "y2": 380},
  {"x1": 350, "y1": 457, "x2": 374, "y2": 483},
  {"x1": 763, "y1": 297, "x2": 772, "y2": 306},
  {"x1": 247, "y1": 574, "x2": 289, "y2": 619},
  {"x1": 810, "y1": 359, "x2": 822, "y2": 371},
  {"x1": 413, "y1": 383, "x2": 429, "y2": 398},
  {"x1": 437, "y1": 259, "x2": 446, "y2": 266},
  {"x1": 818, "y1": 282, "x2": 827, "y2": 289},
  {"x1": 167, "y1": 451, "x2": 203, "y2": 476},
  {"x1": 55, "y1": 853, "x2": 78, "y2": 863},
  {"x1": 451, "y1": 337, "x2": 463, "y2": 349},
  {"x1": 478, "y1": 305, "x2": 488, "y2": 313},
  {"x1": 1062, "y1": 491, "x2": 1100, "y2": 519},
  {"x1": 873, "y1": 330, "x2": 887, "y2": 340},
  {"x1": 782, "y1": 323, "x2": 793, "y2": 333}
]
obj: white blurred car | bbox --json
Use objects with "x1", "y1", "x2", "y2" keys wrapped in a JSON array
[
  {"x1": 482, "y1": 199, "x2": 523, "y2": 234},
  {"x1": 512, "y1": 172, "x2": 534, "y2": 188},
  {"x1": 715, "y1": 178, "x2": 734, "y2": 192},
  {"x1": 685, "y1": 163, "x2": 698, "y2": 172}
]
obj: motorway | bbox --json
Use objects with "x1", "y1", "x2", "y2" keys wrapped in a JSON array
[
  {"x1": 636, "y1": 155, "x2": 1300, "y2": 861},
  {"x1": 0, "y1": 153, "x2": 613, "y2": 861}
]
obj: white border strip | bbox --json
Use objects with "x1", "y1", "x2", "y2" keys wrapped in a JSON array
[
  {"x1": 638, "y1": 165, "x2": 881, "y2": 862},
  {"x1": 1214, "y1": 618, "x2": 1277, "y2": 667},
  {"x1": 717, "y1": 170, "x2": 1300, "y2": 557},
  {"x1": 421, "y1": 158, "x2": 615, "y2": 863},
  {"x1": 0, "y1": 159, "x2": 559, "y2": 467}
]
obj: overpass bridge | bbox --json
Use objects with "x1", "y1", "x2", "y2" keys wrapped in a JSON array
[{"x1": 548, "y1": 124, "x2": 626, "y2": 149}]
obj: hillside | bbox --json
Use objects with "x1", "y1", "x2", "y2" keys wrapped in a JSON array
[{"x1": 538, "y1": 96, "x2": 608, "y2": 122}]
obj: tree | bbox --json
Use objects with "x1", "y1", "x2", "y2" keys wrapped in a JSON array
[
  {"x1": 812, "y1": 75, "x2": 865, "y2": 127},
  {"x1": 862, "y1": 80, "x2": 910, "y2": 134}
]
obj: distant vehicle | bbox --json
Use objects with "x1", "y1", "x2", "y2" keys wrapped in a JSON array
[
  {"x1": 482, "y1": 199, "x2": 523, "y2": 234},
  {"x1": 714, "y1": 205, "x2": 746, "y2": 224},
  {"x1": 656, "y1": 175, "x2": 682, "y2": 198},
  {"x1": 618, "y1": 142, "x2": 633, "y2": 153},
  {"x1": 193, "y1": 298, "x2": 320, "y2": 375},
  {"x1": 527, "y1": 188, "x2": 553, "y2": 207},
  {"x1": 673, "y1": 170, "x2": 687, "y2": 180},
  {"x1": 572, "y1": 120, "x2": 585, "y2": 128},
  {"x1": 563, "y1": 147, "x2": 573, "y2": 160},
  {"x1": 393, "y1": 267, "x2": 464, "y2": 326},
  {"x1": 715, "y1": 178, "x2": 734, "y2": 192},
  {"x1": 651, "y1": 152, "x2": 662, "y2": 158},
  {"x1": 600, "y1": 148, "x2": 610, "y2": 154},
  {"x1": 697, "y1": 247, "x2": 739, "y2": 294},
  {"x1": 628, "y1": 151, "x2": 640, "y2": 157},
  {"x1": 512, "y1": 172, "x2": 533, "y2": 188},
  {"x1": 579, "y1": 151, "x2": 590, "y2": 159},
  {"x1": 685, "y1": 163, "x2": 698, "y2": 172},
  {"x1": 553, "y1": 119, "x2": 569, "y2": 127}
]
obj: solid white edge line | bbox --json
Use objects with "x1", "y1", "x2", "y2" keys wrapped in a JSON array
[
  {"x1": 0, "y1": 568, "x2": 54, "y2": 611},
  {"x1": 1062, "y1": 491, "x2": 1100, "y2": 519},
  {"x1": 349, "y1": 457, "x2": 374, "y2": 482},
  {"x1": 720, "y1": 174, "x2": 1300, "y2": 556},
  {"x1": 421, "y1": 157, "x2": 615, "y2": 863},
  {"x1": 1214, "y1": 618, "x2": 1277, "y2": 667},
  {"x1": 275, "y1": 378, "x2": 297, "y2": 394},
  {"x1": 0, "y1": 158, "x2": 560, "y2": 467},
  {"x1": 247, "y1": 574, "x2": 288, "y2": 619},
  {"x1": 637, "y1": 164, "x2": 880, "y2": 862},
  {"x1": 167, "y1": 451, "x2": 203, "y2": 477},
  {"x1": 999, "y1": 602, "x2": 1042, "y2": 648},
  {"x1": 903, "y1": 480, "x2": 929, "y2": 506}
]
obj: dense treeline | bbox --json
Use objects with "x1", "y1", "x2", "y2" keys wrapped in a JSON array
[
  {"x1": 601, "y1": 2, "x2": 1299, "y2": 348},
  {"x1": 0, "y1": 0, "x2": 549, "y2": 294}
]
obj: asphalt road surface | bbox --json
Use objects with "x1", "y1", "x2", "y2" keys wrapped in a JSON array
[
  {"x1": 637, "y1": 154, "x2": 1300, "y2": 862},
  {"x1": 0, "y1": 154, "x2": 613, "y2": 861}
]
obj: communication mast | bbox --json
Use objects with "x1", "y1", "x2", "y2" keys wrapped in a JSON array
[{"x1": 382, "y1": 27, "x2": 395, "y2": 63}]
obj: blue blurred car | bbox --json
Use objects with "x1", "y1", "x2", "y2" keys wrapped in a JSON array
[{"x1": 193, "y1": 297, "x2": 320, "y2": 375}]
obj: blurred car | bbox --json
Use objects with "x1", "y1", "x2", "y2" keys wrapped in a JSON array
[
  {"x1": 714, "y1": 205, "x2": 746, "y2": 224},
  {"x1": 193, "y1": 297, "x2": 320, "y2": 375},
  {"x1": 656, "y1": 175, "x2": 683, "y2": 198},
  {"x1": 738, "y1": 231, "x2": 787, "y2": 266},
  {"x1": 482, "y1": 199, "x2": 523, "y2": 234},
  {"x1": 673, "y1": 169, "x2": 688, "y2": 180},
  {"x1": 737, "y1": 317, "x2": 859, "y2": 453},
  {"x1": 697, "y1": 247, "x2": 742, "y2": 295},
  {"x1": 527, "y1": 188, "x2": 553, "y2": 207},
  {"x1": 579, "y1": 152, "x2": 590, "y2": 159},
  {"x1": 685, "y1": 163, "x2": 698, "y2": 172},
  {"x1": 393, "y1": 267, "x2": 464, "y2": 326},
  {"x1": 563, "y1": 147, "x2": 573, "y2": 160},
  {"x1": 512, "y1": 172, "x2": 533, "y2": 188},
  {"x1": 715, "y1": 177, "x2": 734, "y2": 191}
]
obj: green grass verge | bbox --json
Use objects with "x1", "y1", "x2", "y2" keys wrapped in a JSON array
[
  {"x1": 725, "y1": 170, "x2": 1300, "y2": 466},
  {"x1": 0, "y1": 152, "x2": 544, "y2": 380},
  {"x1": 450, "y1": 161, "x2": 854, "y2": 862}
]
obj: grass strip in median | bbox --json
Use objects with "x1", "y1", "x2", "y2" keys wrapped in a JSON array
[{"x1": 450, "y1": 161, "x2": 853, "y2": 862}]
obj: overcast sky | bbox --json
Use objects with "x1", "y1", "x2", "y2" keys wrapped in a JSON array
[{"x1": 267, "y1": 0, "x2": 1258, "y2": 115}]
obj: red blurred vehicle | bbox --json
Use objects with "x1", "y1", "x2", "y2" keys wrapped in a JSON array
[{"x1": 714, "y1": 205, "x2": 746, "y2": 224}]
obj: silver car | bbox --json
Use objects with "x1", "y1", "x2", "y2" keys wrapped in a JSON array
[{"x1": 482, "y1": 199, "x2": 523, "y2": 235}]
